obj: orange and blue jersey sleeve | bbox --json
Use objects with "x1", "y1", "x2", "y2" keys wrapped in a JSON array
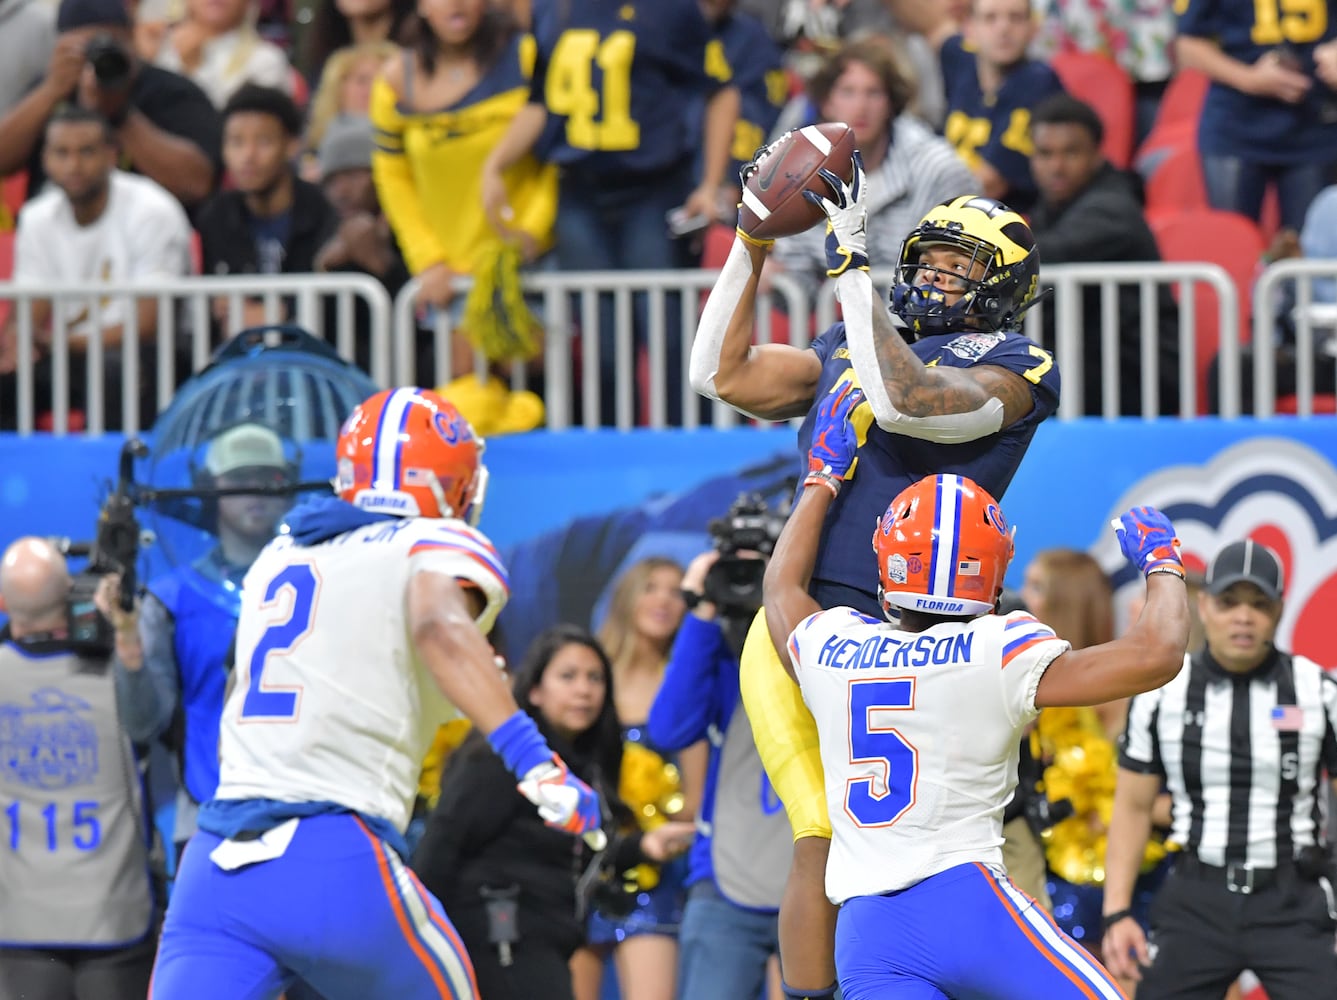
[
  {"x1": 407, "y1": 522, "x2": 510, "y2": 628},
  {"x1": 997, "y1": 612, "x2": 1068, "y2": 727}
]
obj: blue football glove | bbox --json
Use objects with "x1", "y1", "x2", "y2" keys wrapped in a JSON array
[
  {"x1": 803, "y1": 150, "x2": 868, "y2": 277},
  {"x1": 517, "y1": 754, "x2": 605, "y2": 844},
  {"x1": 807, "y1": 382, "x2": 865, "y2": 492},
  {"x1": 1115, "y1": 506, "x2": 1185, "y2": 579}
]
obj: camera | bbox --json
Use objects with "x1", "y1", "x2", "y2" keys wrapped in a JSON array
[
  {"x1": 702, "y1": 493, "x2": 787, "y2": 618},
  {"x1": 86, "y1": 33, "x2": 132, "y2": 88}
]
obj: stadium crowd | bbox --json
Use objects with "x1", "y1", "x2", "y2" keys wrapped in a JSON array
[{"x1": 0, "y1": 1, "x2": 1335, "y2": 1000}]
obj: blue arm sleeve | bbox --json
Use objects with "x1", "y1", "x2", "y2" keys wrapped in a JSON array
[
  {"x1": 113, "y1": 593, "x2": 180, "y2": 744},
  {"x1": 647, "y1": 613, "x2": 736, "y2": 752}
]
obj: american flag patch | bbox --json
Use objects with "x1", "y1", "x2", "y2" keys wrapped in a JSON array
[
  {"x1": 958, "y1": 560, "x2": 981, "y2": 576},
  {"x1": 403, "y1": 467, "x2": 434, "y2": 485},
  {"x1": 1271, "y1": 705, "x2": 1305, "y2": 731}
]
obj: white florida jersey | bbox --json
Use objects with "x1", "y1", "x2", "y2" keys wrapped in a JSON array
[
  {"x1": 213, "y1": 516, "x2": 509, "y2": 834},
  {"x1": 789, "y1": 607, "x2": 1069, "y2": 903}
]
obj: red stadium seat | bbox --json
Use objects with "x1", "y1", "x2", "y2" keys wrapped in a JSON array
[
  {"x1": 1144, "y1": 143, "x2": 1209, "y2": 216},
  {"x1": 1, "y1": 171, "x2": 25, "y2": 231},
  {"x1": 0, "y1": 229, "x2": 14, "y2": 281},
  {"x1": 700, "y1": 222, "x2": 792, "y2": 347},
  {"x1": 1137, "y1": 69, "x2": 1208, "y2": 160},
  {"x1": 1049, "y1": 51, "x2": 1135, "y2": 168},
  {"x1": 1275, "y1": 393, "x2": 1337, "y2": 415},
  {"x1": 290, "y1": 67, "x2": 310, "y2": 109},
  {"x1": 1148, "y1": 209, "x2": 1265, "y2": 412}
]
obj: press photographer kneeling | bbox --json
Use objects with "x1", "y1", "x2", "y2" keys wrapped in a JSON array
[{"x1": 0, "y1": 538, "x2": 157, "y2": 1000}]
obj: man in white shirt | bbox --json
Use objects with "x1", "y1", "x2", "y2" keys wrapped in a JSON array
[{"x1": 1, "y1": 104, "x2": 191, "y2": 429}]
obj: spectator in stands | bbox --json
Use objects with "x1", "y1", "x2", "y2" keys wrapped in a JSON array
[
  {"x1": 116, "y1": 423, "x2": 296, "y2": 857},
  {"x1": 645, "y1": 547, "x2": 792, "y2": 1000},
  {"x1": 0, "y1": 0, "x2": 55, "y2": 118},
  {"x1": 0, "y1": 106, "x2": 191, "y2": 431},
  {"x1": 768, "y1": 35, "x2": 973, "y2": 299},
  {"x1": 414, "y1": 624, "x2": 694, "y2": 1000},
  {"x1": 313, "y1": 114, "x2": 409, "y2": 371},
  {"x1": 0, "y1": 0, "x2": 221, "y2": 212},
  {"x1": 940, "y1": 0, "x2": 1065, "y2": 211},
  {"x1": 372, "y1": 0, "x2": 555, "y2": 383},
  {"x1": 1027, "y1": 93, "x2": 1180, "y2": 416},
  {"x1": 151, "y1": 0, "x2": 293, "y2": 109},
  {"x1": 297, "y1": 0, "x2": 415, "y2": 84},
  {"x1": 1175, "y1": 1, "x2": 1337, "y2": 231},
  {"x1": 301, "y1": 39, "x2": 395, "y2": 179},
  {"x1": 482, "y1": 0, "x2": 740, "y2": 426},
  {"x1": 0, "y1": 539, "x2": 158, "y2": 1000},
  {"x1": 196, "y1": 84, "x2": 339, "y2": 338}
]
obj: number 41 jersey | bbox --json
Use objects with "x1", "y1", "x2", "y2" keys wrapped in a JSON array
[
  {"x1": 212, "y1": 517, "x2": 509, "y2": 835},
  {"x1": 788, "y1": 608, "x2": 1068, "y2": 904}
]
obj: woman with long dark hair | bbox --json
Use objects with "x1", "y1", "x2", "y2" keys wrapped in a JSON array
[{"x1": 412, "y1": 624, "x2": 693, "y2": 1000}]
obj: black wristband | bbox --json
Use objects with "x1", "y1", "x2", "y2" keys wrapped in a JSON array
[
  {"x1": 680, "y1": 589, "x2": 704, "y2": 610},
  {"x1": 1102, "y1": 909, "x2": 1134, "y2": 931}
]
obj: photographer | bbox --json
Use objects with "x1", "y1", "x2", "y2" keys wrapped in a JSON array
[
  {"x1": 0, "y1": 0, "x2": 220, "y2": 213},
  {"x1": 0, "y1": 538, "x2": 156, "y2": 1000},
  {"x1": 646, "y1": 498, "x2": 792, "y2": 1000}
]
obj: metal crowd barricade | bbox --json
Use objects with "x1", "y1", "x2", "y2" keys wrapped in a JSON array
[
  {"x1": 391, "y1": 269, "x2": 811, "y2": 431},
  {"x1": 1250, "y1": 259, "x2": 1337, "y2": 417},
  {"x1": 0, "y1": 274, "x2": 392, "y2": 435},
  {"x1": 814, "y1": 262, "x2": 1242, "y2": 420}
]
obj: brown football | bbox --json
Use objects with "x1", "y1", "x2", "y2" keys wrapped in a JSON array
[{"x1": 738, "y1": 122, "x2": 857, "y2": 242}]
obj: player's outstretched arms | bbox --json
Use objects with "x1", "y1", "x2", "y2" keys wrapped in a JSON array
[
  {"x1": 408, "y1": 571, "x2": 603, "y2": 843},
  {"x1": 1036, "y1": 507, "x2": 1189, "y2": 708},
  {"x1": 763, "y1": 383, "x2": 865, "y2": 676},
  {"x1": 690, "y1": 144, "x2": 822, "y2": 421}
]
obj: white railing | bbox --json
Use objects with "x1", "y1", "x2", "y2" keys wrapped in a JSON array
[
  {"x1": 2, "y1": 261, "x2": 1334, "y2": 435},
  {"x1": 0, "y1": 274, "x2": 391, "y2": 435}
]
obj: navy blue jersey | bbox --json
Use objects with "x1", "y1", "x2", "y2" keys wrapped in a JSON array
[
  {"x1": 1178, "y1": 0, "x2": 1337, "y2": 162},
  {"x1": 530, "y1": 0, "x2": 730, "y2": 178},
  {"x1": 940, "y1": 35, "x2": 1064, "y2": 208},
  {"x1": 717, "y1": 10, "x2": 787, "y2": 176},
  {"x1": 796, "y1": 323, "x2": 1061, "y2": 601}
]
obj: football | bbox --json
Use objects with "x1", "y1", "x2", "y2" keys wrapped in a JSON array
[{"x1": 738, "y1": 122, "x2": 857, "y2": 242}]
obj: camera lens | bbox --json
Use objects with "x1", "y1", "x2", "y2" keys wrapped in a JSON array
[{"x1": 85, "y1": 34, "x2": 131, "y2": 87}]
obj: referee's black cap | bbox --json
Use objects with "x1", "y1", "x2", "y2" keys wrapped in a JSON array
[{"x1": 1206, "y1": 540, "x2": 1284, "y2": 601}]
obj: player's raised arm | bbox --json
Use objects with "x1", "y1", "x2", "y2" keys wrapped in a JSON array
[
  {"x1": 763, "y1": 383, "x2": 865, "y2": 675},
  {"x1": 808, "y1": 169, "x2": 1046, "y2": 443},
  {"x1": 1035, "y1": 508, "x2": 1190, "y2": 708},
  {"x1": 690, "y1": 140, "x2": 823, "y2": 421}
]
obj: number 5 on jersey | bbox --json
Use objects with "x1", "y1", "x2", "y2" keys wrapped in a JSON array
[
  {"x1": 239, "y1": 563, "x2": 321, "y2": 722},
  {"x1": 845, "y1": 678, "x2": 918, "y2": 827}
]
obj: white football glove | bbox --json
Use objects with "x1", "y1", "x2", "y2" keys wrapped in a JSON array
[
  {"x1": 517, "y1": 756, "x2": 607, "y2": 850},
  {"x1": 803, "y1": 150, "x2": 869, "y2": 277}
]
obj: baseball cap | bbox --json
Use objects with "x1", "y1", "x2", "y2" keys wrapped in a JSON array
[
  {"x1": 318, "y1": 116, "x2": 373, "y2": 181},
  {"x1": 57, "y1": 0, "x2": 131, "y2": 32},
  {"x1": 1205, "y1": 539, "x2": 1284, "y2": 601},
  {"x1": 205, "y1": 424, "x2": 287, "y2": 477}
]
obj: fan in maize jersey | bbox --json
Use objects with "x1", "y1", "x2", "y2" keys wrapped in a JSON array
[
  {"x1": 764, "y1": 382, "x2": 1190, "y2": 999},
  {"x1": 689, "y1": 135, "x2": 1061, "y2": 999},
  {"x1": 149, "y1": 388, "x2": 602, "y2": 1000}
]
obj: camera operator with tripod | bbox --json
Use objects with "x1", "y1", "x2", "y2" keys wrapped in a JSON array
[
  {"x1": 646, "y1": 495, "x2": 793, "y2": 1000},
  {"x1": 0, "y1": 0, "x2": 220, "y2": 213},
  {"x1": 0, "y1": 538, "x2": 157, "y2": 1000}
]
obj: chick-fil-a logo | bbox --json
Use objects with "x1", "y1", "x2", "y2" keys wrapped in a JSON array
[{"x1": 1091, "y1": 437, "x2": 1337, "y2": 666}]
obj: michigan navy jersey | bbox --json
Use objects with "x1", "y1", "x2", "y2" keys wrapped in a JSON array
[
  {"x1": 715, "y1": 9, "x2": 787, "y2": 177},
  {"x1": 530, "y1": 0, "x2": 731, "y2": 178},
  {"x1": 795, "y1": 322, "x2": 1060, "y2": 608},
  {"x1": 1178, "y1": 0, "x2": 1337, "y2": 162},
  {"x1": 940, "y1": 34, "x2": 1064, "y2": 208}
]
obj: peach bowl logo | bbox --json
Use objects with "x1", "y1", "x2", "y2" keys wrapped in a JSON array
[{"x1": 1090, "y1": 437, "x2": 1337, "y2": 665}]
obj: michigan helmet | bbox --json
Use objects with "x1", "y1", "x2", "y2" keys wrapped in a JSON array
[
  {"x1": 873, "y1": 474, "x2": 1015, "y2": 618},
  {"x1": 336, "y1": 387, "x2": 488, "y2": 524},
  {"x1": 890, "y1": 195, "x2": 1040, "y2": 337}
]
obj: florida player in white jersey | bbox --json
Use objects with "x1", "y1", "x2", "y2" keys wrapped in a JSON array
[
  {"x1": 150, "y1": 388, "x2": 603, "y2": 1000},
  {"x1": 762, "y1": 383, "x2": 1190, "y2": 1000}
]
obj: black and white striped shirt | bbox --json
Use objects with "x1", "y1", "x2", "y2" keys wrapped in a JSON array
[{"x1": 1120, "y1": 648, "x2": 1337, "y2": 868}]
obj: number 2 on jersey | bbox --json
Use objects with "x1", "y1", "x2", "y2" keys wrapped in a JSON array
[
  {"x1": 240, "y1": 563, "x2": 320, "y2": 722},
  {"x1": 845, "y1": 678, "x2": 918, "y2": 827},
  {"x1": 546, "y1": 30, "x2": 640, "y2": 151}
]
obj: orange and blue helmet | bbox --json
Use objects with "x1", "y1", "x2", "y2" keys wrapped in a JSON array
[
  {"x1": 335, "y1": 387, "x2": 488, "y2": 524},
  {"x1": 873, "y1": 474, "x2": 1015, "y2": 618}
]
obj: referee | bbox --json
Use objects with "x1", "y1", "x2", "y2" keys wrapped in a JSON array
[{"x1": 1102, "y1": 539, "x2": 1337, "y2": 998}]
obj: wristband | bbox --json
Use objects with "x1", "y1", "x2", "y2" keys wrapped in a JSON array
[
  {"x1": 680, "y1": 589, "x2": 705, "y2": 610},
  {"x1": 735, "y1": 226, "x2": 775, "y2": 250},
  {"x1": 1102, "y1": 909, "x2": 1134, "y2": 931},
  {"x1": 487, "y1": 710, "x2": 553, "y2": 778},
  {"x1": 803, "y1": 471, "x2": 842, "y2": 499},
  {"x1": 1147, "y1": 565, "x2": 1186, "y2": 581}
]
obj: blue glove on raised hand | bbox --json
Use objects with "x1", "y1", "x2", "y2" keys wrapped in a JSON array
[
  {"x1": 803, "y1": 150, "x2": 868, "y2": 277},
  {"x1": 1115, "y1": 506, "x2": 1185, "y2": 579},
  {"x1": 806, "y1": 381, "x2": 865, "y2": 496},
  {"x1": 517, "y1": 755, "x2": 604, "y2": 843}
]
